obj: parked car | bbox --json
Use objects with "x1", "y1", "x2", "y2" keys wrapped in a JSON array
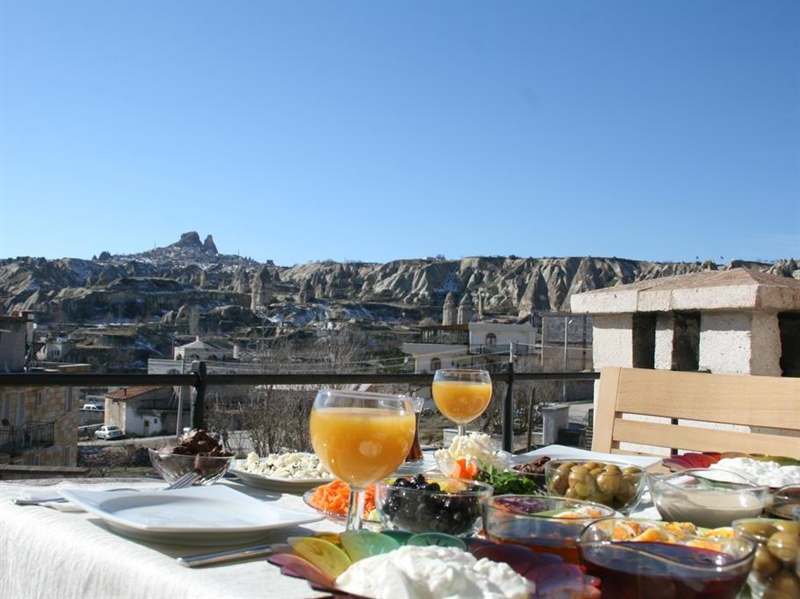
[
  {"x1": 94, "y1": 425, "x2": 124, "y2": 440},
  {"x1": 81, "y1": 403, "x2": 104, "y2": 412}
]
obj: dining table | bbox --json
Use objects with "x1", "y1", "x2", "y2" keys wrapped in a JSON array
[
  {"x1": 0, "y1": 446, "x2": 662, "y2": 599},
  {"x1": 0, "y1": 477, "x2": 342, "y2": 599}
]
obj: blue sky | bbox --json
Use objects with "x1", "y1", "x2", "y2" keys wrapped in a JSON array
[{"x1": 1, "y1": 1, "x2": 798, "y2": 265}]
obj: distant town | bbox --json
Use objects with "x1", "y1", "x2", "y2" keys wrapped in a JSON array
[{"x1": 1, "y1": 232, "x2": 798, "y2": 475}]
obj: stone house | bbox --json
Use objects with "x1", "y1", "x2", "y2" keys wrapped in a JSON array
[
  {"x1": 104, "y1": 386, "x2": 185, "y2": 437},
  {"x1": 570, "y1": 268, "x2": 800, "y2": 452},
  {"x1": 0, "y1": 314, "x2": 79, "y2": 465},
  {"x1": 0, "y1": 314, "x2": 28, "y2": 372}
]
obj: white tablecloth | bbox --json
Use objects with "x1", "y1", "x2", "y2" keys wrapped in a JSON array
[
  {"x1": 0, "y1": 478, "x2": 343, "y2": 599},
  {"x1": 0, "y1": 448, "x2": 663, "y2": 599}
]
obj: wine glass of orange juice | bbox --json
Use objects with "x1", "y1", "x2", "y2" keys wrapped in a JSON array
[
  {"x1": 310, "y1": 389, "x2": 419, "y2": 530},
  {"x1": 432, "y1": 369, "x2": 492, "y2": 438}
]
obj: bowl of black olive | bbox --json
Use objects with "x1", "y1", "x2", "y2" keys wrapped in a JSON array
[{"x1": 375, "y1": 474, "x2": 493, "y2": 537}]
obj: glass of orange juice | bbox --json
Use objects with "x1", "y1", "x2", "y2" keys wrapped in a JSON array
[
  {"x1": 432, "y1": 369, "x2": 492, "y2": 438},
  {"x1": 310, "y1": 389, "x2": 419, "y2": 530}
]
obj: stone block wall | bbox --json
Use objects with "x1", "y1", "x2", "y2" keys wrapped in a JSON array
[{"x1": 0, "y1": 386, "x2": 79, "y2": 466}]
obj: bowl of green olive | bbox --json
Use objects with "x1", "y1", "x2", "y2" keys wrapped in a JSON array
[
  {"x1": 733, "y1": 518, "x2": 800, "y2": 599},
  {"x1": 544, "y1": 459, "x2": 645, "y2": 512}
]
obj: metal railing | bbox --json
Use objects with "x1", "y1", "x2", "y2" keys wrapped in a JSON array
[
  {"x1": 0, "y1": 366, "x2": 599, "y2": 452},
  {"x1": 0, "y1": 422, "x2": 55, "y2": 454}
]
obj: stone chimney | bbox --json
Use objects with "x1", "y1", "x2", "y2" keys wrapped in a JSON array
[
  {"x1": 251, "y1": 266, "x2": 273, "y2": 311},
  {"x1": 457, "y1": 293, "x2": 474, "y2": 325},
  {"x1": 442, "y1": 292, "x2": 456, "y2": 326},
  {"x1": 299, "y1": 280, "x2": 314, "y2": 304}
]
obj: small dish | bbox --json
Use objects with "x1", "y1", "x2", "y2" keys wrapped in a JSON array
[
  {"x1": 733, "y1": 517, "x2": 800, "y2": 598},
  {"x1": 650, "y1": 469, "x2": 769, "y2": 528},
  {"x1": 544, "y1": 459, "x2": 645, "y2": 512},
  {"x1": 580, "y1": 517, "x2": 755, "y2": 598},
  {"x1": 374, "y1": 474, "x2": 493, "y2": 537},
  {"x1": 482, "y1": 495, "x2": 617, "y2": 564},
  {"x1": 231, "y1": 460, "x2": 333, "y2": 494},
  {"x1": 148, "y1": 448, "x2": 233, "y2": 486}
]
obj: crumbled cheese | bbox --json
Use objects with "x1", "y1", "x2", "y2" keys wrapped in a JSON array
[
  {"x1": 335, "y1": 545, "x2": 532, "y2": 599},
  {"x1": 241, "y1": 452, "x2": 330, "y2": 480}
]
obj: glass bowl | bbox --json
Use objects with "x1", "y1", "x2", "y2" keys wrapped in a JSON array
[
  {"x1": 374, "y1": 474, "x2": 493, "y2": 537},
  {"x1": 544, "y1": 458, "x2": 646, "y2": 512},
  {"x1": 148, "y1": 448, "x2": 234, "y2": 486},
  {"x1": 733, "y1": 517, "x2": 800, "y2": 598},
  {"x1": 768, "y1": 484, "x2": 800, "y2": 520},
  {"x1": 650, "y1": 469, "x2": 769, "y2": 528},
  {"x1": 580, "y1": 517, "x2": 756, "y2": 598},
  {"x1": 482, "y1": 495, "x2": 617, "y2": 564}
]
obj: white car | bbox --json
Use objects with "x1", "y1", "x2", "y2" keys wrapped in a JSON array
[
  {"x1": 82, "y1": 403, "x2": 104, "y2": 412},
  {"x1": 94, "y1": 425, "x2": 124, "y2": 440}
]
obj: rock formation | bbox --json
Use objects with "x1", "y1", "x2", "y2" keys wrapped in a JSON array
[
  {"x1": 0, "y1": 232, "x2": 797, "y2": 326},
  {"x1": 457, "y1": 293, "x2": 473, "y2": 324},
  {"x1": 203, "y1": 235, "x2": 218, "y2": 255},
  {"x1": 442, "y1": 292, "x2": 456, "y2": 325},
  {"x1": 250, "y1": 266, "x2": 273, "y2": 311}
]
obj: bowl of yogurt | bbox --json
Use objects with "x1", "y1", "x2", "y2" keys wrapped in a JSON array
[{"x1": 650, "y1": 469, "x2": 769, "y2": 528}]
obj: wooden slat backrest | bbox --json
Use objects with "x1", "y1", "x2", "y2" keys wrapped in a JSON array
[{"x1": 592, "y1": 367, "x2": 800, "y2": 457}]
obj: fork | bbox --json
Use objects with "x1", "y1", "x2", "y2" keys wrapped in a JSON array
[{"x1": 165, "y1": 470, "x2": 203, "y2": 490}]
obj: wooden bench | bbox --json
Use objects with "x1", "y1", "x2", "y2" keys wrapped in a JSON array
[{"x1": 592, "y1": 367, "x2": 800, "y2": 458}]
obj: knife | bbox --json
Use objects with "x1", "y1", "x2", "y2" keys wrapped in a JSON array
[{"x1": 177, "y1": 543, "x2": 277, "y2": 568}]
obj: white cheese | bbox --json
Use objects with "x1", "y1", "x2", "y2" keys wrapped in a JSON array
[
  {"x1": 335, "y1": 545, "x2": 532, "y2": 599},
  {"x1": 711, "y1": 457, "x2": 800, "y2": 488},
  {"x1": 240, "y1": 452, "x2": 330, "y2": 479}
]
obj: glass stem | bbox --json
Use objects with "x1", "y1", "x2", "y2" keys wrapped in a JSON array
[
  {"x1": 457, "y1": 424, "x2": 467, "y2": 437},
  {"x1": 346, "y1": 485, "x2": 366, "y2": 531}
]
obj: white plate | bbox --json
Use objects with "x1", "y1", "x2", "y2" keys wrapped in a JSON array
[
  {"x1": 513, "y1": 444, "x2": 662, "y2": 469},
  {"x1": 230, "y1": 461, "x2": 333, "y2": 494},
  {"x1": 61, "y1": 485, "x2": 323, "y2": 546}
]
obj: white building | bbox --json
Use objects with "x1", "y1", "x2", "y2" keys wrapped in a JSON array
[
  {"x1": 104, "y1": 386, "x2": 186, "y2": 437},
  {"x1": 402, "y1": 320, "x2": 536, "y2": 374},
  {"x1": 173, "y1": 337, "x2": 232, "y2": 362},
  {"x1": 36, "y1": 336, "x2": 74, "y2": 362},
  {"x1": 469, "y1": 322, "x2": 536, "y2": 354}
]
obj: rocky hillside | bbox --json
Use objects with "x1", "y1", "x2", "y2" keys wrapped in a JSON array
[{"x1": 1, "y1": 232, "x2": 797, "y2": 322}]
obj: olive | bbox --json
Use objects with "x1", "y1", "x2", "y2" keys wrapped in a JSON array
[
  {"x1": 597, "y1": 471, "x2": 621, "y2": 495},
  {"x1": 615, "y1": 480, "x2": 636, "y2": 504},
  {"x1": 557, "y1": 463, "x2": 573, "y2": 476},
  {"x1": 590, "y1": 467, "x2": 604, "y2": 478},
  {"x1": 573, "y1": 482, "x2": 593, "y2": 499},
  {"x1": 551, "y1": 474, "x2": 569, "y2": 495},
  {"x1": 568, "y1": 466, "x2": 590, "y2": 487},
  {"x1": 737, "y1": 520, "x2": 778, "y2": 541},
  {"x1": 605, "y1": 464, "x2": 621, "y2": 474},
  {"x1": 594, "y1": 492, "x2": 613, "y2": 506},
  {"x1": 564, "y1": 487, "x2": 578, "y2": 499},
  {"x1": 767, "y1": 531, "x2": 799, "y2": 564},
  {"x1": 752, "y1": 545, "x2": 782, "y2": 580},
  {"x1": 623, "y1": 466, "x2": 640, "y2": 476},
  {"x1": 763, "y1": 572, "x2": 800, "y2": 599},
  {"x1": 774, "y1": 521, "x2": 800, "y2": 537},
  {"x1": 584, "y1": 462, "x2": 600, "y2": 471}
]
